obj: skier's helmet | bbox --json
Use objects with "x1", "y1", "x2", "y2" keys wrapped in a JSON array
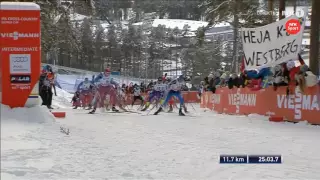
[
  {"x1": 84, "y1": 77, "x2": 89, "y2": 82},
  {"x1": 104, "y1": 68, "x2": 111, "y2": 75}
]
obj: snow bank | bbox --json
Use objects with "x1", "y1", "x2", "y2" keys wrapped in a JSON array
[
  {"x1": 0, "y1": 104, "x2": 55, "y2": 124},
  {"x1": 1, "y1": 104, "x2": 61, "y2": 179},
  {"x1": 52, "y1": 87, "x2": 73, "y2": 109},
  {"x1": 1, "y1": 104, "x2": 55, "y2": 151}
]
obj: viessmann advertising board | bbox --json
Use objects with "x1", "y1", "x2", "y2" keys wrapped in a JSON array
[{"x1": 0, "y1": 2, "x2": 41, "y2": 107}]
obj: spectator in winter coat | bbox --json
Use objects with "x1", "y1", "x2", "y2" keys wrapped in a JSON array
[
  {"x1": 208, "y1": 74, "x2": 215, "y2": 91},
  {"x1": 228, "y1": 74, "x2": 240, "y2": 89},
  {"x1": 286, "y1": 54, "x2": 305, "y2": 94},
  {"x1": 47, "y1": 69, "x2": 57, "y2": 96},
  {"x1": 219, "y1": 71, "x2": 230, "y2": 87},
  {"x1": 246, "y1": 67, "x2": 271, "y2": 80},
  {"x1": 203, "y1": 77, "x2": 210, "y2": 91},
  {"x1": 272, "y1": 64, "x2": 289, "y2": 91},
  {"x1": 238, "y1": 73, "x2": 247, "y2": 88},
  {"x1": 295, "y1": 64, "x2": 318, "y2": 93},
  {"x1": 245, "y1": 67, "x2": 272, "y2": 90},
  {"x1": 198, "y1": 81, "x2": 205, "y2": 98},
  {"x1": 210, "y1": 72, "x2": 221, "y2": 93},
  {"x1": 39, "y1": 70, "x2": 53, "y2": 109}
]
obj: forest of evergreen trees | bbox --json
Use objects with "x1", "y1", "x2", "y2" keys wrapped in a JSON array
[{"x1": 5, "y1": 0, "x2": 316, "y2": 78}]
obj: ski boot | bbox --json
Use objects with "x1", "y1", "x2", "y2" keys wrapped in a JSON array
[
  {"x1": 154, "y1": 107, "x2": 163, "y2": 115},
  {"x1": 112, "y1": 106, "x2": 120, "y2": 112},
  {"x1": 179, "y1": 108, "x2": 185, "y2": 116},
  {"x1": 89, "y1": 108, "x2": 96, "y2": 114},
  {"x1": 141, "y1": 106, "x2": 148, "y2": 111},
  {"x1": 183, "y1": 105, "x2": 188, "y2": 113},
  {"x1": 141, "y1": 102, "x2": 150, "y2": 111},
  {"x1": 167, "y1": 105, "x2": 173, "y2": 113},
  {"x1": 73, "y1": 106, "x2": 78, "y2": 109}
]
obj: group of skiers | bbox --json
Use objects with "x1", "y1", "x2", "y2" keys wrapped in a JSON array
[{"x1": 72, "y1": 68, "x2": 190, "y2": 116}]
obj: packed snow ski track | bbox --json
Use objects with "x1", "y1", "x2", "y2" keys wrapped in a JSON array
[{"x1": 1, "y1": 105, "x2": 320, "y2": 180}]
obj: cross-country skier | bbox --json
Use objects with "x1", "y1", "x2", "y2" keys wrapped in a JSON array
[
  {"x1": 164, "y1": 77, "x2": 175, "y2": 112},
  {"x1": 131, "y1": 84, "x2": 144, "y2": 107},
  {"x1": 141, "y1": 77, "x2": 167, "y2": 111},
  {"x1": 71, "y1": 91, "x2": 81, "y2": 108},
  {"x1": 154, "y1": 75, "x2": 188, "y2": 116},
  {"x1": 76, "y1": 77, "x2": 94, "y2": 109},
  {"x1": 89, "y1": 68, "x2": 119, "y2": 114}
]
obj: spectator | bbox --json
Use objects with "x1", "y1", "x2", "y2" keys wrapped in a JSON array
[
  {"x1": 245, "y1": 67, "x2": 272, "y2": 90},
  {"x1": 272, "y1": 64, "x2": 288, "y2": 91},
  {"x1": 296, "y1": 64, "x2": 318, "y2": 93},
  {"x1": 210, "y1": 71, "x2": 221, "y2": 93},
  {"x1": 228, "y1": 73, "x2": 240, "y2": 89},
  {"x1": 286, "y1": 54, "x2": 305, "y2": 94},
  {"x1": 47, "y1": 68, "x2": 57, "y2": 96},
  {"x1": 39, "y1": 70, "x2": 53, "y2": 109},
  {"x1": 203, "y1": 77, "x2": 210, "y2": 91},
  {"x1": 219, "y1": 71, "x2": 230, "y2": 87}
]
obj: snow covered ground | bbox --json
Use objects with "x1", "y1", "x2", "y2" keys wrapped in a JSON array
[
  {"x1": 51, "y1": 87, "x2": 74, "y2": 109},
  {"x1": 1, "y1": 90, "x2": 320, "y2": 180}
]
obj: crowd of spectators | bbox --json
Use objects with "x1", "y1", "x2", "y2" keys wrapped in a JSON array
[{"x1": 199, "y1": 55, "x2": 319, "y2": 96}]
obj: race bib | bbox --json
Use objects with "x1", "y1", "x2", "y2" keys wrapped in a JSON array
[
  {"x1": 43, "y1": 79, "x2": 50, "y2": 87},
  {"x1": 154, "y1": 84, "x2": 167, "y2": 91},
  {"x1": 134, "y1": 89, "x2": 141, "y2": 96},
  {"x1": 82, "y1": 83, "x2": 91, "y2": 90},
  {"x1": 170, "y1": 84, "x2": 179, "y2": 91},
  {"x1": 100, "y1": 77, "x2": 111, "y2": 86}
]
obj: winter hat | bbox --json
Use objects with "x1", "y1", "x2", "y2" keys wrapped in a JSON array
[{"x1": 286, "y1": 61, "x2": 295, "y2": 70}]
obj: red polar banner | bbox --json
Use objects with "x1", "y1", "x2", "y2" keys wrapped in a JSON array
[{"x1": 0, "y1": 2, "x2": 41, "y2": 107}]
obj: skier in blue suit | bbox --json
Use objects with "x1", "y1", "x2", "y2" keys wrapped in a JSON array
[{"x1": 154, "y1": 75, "x2": 189, "y2": 116}]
